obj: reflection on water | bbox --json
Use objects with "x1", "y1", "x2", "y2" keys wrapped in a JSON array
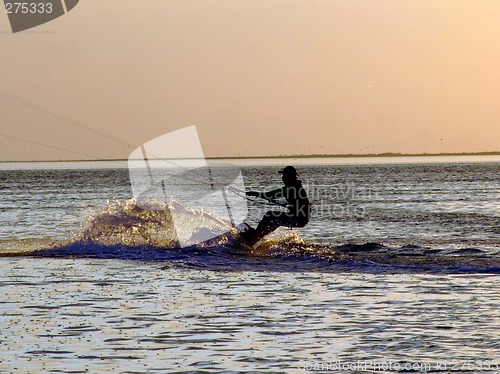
[
  {"x1": 1, "y1": 258, "x2": 499, "y2": 373},
  {"x1": 1, "y1": 160, "x2": 499, "y2": 372}
]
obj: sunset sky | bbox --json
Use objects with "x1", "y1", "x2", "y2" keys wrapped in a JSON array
[{"x1": 1, "y1": 0, "x2": 499, "y2": 161}]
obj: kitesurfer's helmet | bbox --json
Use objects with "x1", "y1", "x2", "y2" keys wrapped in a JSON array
[
  {"x1": 278, "y1": 165, "x2": 298, "y2": 178},
  {"x1": 279, "y1": 166, "x2": 298, "y2": 185}
]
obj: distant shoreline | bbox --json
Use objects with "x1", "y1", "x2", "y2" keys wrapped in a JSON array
[
  {"x1": 1, "y1": 151, "x2": 499, "y2": 163},
  {"x1": 208, "y1": 151, "x2": 500, "y2": 160}
]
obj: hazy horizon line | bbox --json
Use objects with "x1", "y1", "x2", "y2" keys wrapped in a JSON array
[{"x1": 1, "y1": 151, "x2": 499, "y2": 163}]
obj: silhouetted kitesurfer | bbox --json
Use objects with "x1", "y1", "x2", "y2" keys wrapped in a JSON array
[{"x1": 242, "y1": 166, "x2": 311, "y2": 244}]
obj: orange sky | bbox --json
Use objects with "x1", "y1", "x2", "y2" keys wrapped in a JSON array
[{"x1": 1, "y1": 0, "x2": 499, "y2": 161}]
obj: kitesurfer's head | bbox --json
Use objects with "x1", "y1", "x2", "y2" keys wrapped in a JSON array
[{"x1": 279, "y1": 165, "x2": 298, "y2": 185}]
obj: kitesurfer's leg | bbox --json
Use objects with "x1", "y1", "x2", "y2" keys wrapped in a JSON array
[
  {"x1": 250, "y1": 210, "x2": 296, "y2": 243},
  {"x1": 242, "y1": 208, "x2": 309, "y2": 245}
]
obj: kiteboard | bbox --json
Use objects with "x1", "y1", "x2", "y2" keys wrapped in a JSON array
[{"x1": 235, "y1": 222, "x2": 258, "y2": 246}]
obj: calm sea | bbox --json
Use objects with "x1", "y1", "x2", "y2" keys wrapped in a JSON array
[{"x1": 0, "y1": 157, "x2": 499, "y2": 373}]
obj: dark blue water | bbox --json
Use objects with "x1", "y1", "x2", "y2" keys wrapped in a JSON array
[
  {"x1": 0, "y1": 159, "x2": 499, "y2": 372},
  {"x1": 1, "y1": 160, "x2": 498, "y2": 270}
]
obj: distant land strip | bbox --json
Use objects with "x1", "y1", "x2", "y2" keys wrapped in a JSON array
[
  {"x1": 209, "y1": 151, "x2": 500, "y2": 160},
  {"x1": 1, "y1": 151, "x2": 499, "y2": 163}
]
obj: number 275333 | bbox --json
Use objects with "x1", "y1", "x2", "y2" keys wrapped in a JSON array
[{"x1": 5, "y1": 2, "x2": 53, "y2": 14}]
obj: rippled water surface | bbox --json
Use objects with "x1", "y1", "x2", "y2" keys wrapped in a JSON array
[
  {"x1": 1, "y1": 259, "x2": 499, "y2": 373},
  {"x1": 1, "y1": 158, "x2": 499, "y2": 372}
]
